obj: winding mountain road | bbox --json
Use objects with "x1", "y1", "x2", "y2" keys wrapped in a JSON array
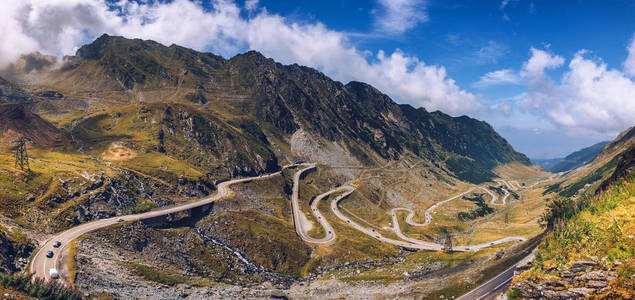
[
  {"x1": 285, "y1": 166, "x2": 549, "y2": 298},
  {"x1": 288, "y1": 168, "x2": 527, "y2": 251},
  {"x1": 385, "y1": 185, "x2": 522, "y2": 251},
  {"x1": 325, "y1": 184, "x2": 525, "y2": 251},
  {"x1": 290, "y1": 164, "x2": 336, "y2": 244},
  {"x1": 30, "y1": 164, "x2": 298, "y2": 283},
  {"x1": 32, "y1": 161, "x2": 531, "y2": 289}
]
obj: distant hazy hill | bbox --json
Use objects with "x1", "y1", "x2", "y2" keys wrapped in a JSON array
[
  {"x1": 542, "y1": 127, "x2": 633, "y2": 198},
  {"x1": 532, "y1": 141, "x2": 609, "y2": 172},
  {"x1": 0, "y1": 77, "x2": 32, "y2": 103},
  {"x1": 531, "y1": 157, "x2": 562, "y2": 171}
]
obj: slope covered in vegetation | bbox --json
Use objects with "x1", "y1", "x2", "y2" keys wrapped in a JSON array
[
  {"x1": 511, "y1": 173, "x2": 634, "y2": 299},
  {"x1": 509, "y1": 133, "x2": 634, "y2": 299}
]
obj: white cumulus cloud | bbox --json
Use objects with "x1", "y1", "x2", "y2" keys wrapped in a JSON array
[
  {"x1": 625, "y1": 35, "x2": 635, "y2": 77},
  {"x1": 473, "y1": 68, "x2": 521, "y2": 88},
  {"x1": 374, "y1": 0, "x2": 428, "y2": 34},
  {"x1": 0, "y1": 0, "x2": 479, "y2": 116},
  {"x1": 244, "y1": 0, "x2": 259, "y2": 12},
  {"x1": 520, "y1": 47, "x2": 564, "y2": 78},
  {"x1": 474, "y1": 41, "x2": 508, "y2": 65},
  {"x1": 521, "y1": 48, "x2": 635, "y2": 136}
]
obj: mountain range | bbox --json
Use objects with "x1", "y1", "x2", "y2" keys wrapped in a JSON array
[
  {"x1": 532, "y1": 141, "x2": 609, "y2": 173},
  {"x1": 7, "y1": 34, "x2": 629, "y2": 299},
  {"x1": 1, "y1": 34, "x2": 529, "y2": 184}
]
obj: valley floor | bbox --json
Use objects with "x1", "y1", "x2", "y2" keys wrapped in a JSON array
[{"x1": 24, "y1": 160, "x2": 552, "y2": 299}]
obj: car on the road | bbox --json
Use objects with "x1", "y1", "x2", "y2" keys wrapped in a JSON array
[
  {"x1": 46, "y1": 251, "x2": 54, "y2": 258},
  {"x1": 53, "y1": 241, "x2": 61, "y2": 248},
  {"x1": 490, "y1": 242, "x2": 494, "y2": 245},
  {"x1": 49, "y1": 268, "x2": 59, "y2": 279},
  {"x1": 117, "y1": 218, "x2": 125, "y2": 222}
]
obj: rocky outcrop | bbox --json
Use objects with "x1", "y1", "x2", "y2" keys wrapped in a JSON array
[
  {"x1": 0, "y1": 227, "x2": 35, "y2": 273},
  {"x1": 512, "y1": 261, "x2": 619, "y2": 299}
]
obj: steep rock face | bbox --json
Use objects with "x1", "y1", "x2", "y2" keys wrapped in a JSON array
[
  {"x1": 0, "y1": 227, "x2": 34, "y2": 273},
  {"x1": 71, "y1": 102, "x2": 279, "y2": 179},
  {"x1": 43, "y1": 35, "x2": 529, "y2": 180},
  {"x1": 159, "y1": 104, "x2": 279, "y2": 177}
]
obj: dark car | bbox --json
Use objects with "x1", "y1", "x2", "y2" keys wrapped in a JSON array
[
  {"x1": 53, "y1": 241, "x2": 61, "y2": 248},
  {"x1": 46, "y1": 251, "x2": 54, "y2": 258}
]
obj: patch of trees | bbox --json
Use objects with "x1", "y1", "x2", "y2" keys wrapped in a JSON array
[
  {"x1": 488, "y1": 185, "x2": 504, "y2": 195},
  {"x1": 457, "y1": 194, "x2": 495, "y2": 221}
]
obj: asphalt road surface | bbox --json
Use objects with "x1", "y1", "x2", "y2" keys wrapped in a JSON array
[
  {"x1": 30, "y1": 164, "x2": 298, "y2": 283},
  {"x1": 31, "y1": 159, "x2": 536, "y2": 293},
  {"x1": 327, "y1": 182, "x2": 525, "y2": 251},
  {"x1": 289, "y1": 163, "x2": 337, "y2": 244},
  {"x1": 456, "y1": 262, "x2": 519, "y2": 300},
  {"x1": 457, "y1": 236, "x2": 541, "y2": 300}
]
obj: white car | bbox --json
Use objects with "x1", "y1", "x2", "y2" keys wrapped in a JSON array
[{"x1": 49, "y1": 268, "x2": 59, "y2": 279}]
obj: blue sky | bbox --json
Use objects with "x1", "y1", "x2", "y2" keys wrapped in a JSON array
[{"x1": 2, "y1": 0, "x2": 635, "y2": 158}]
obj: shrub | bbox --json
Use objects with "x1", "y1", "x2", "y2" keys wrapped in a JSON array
[
  {"x1": 507, "y1": 288, "x2": 521, "y2": 300},
  {"x1": 0, "y1": 273, "x2": 82, "y2": 300}
]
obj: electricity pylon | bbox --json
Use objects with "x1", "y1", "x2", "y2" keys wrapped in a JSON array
[{"x1": 12, "y1": 137, "x2": 31, "y2": 171}]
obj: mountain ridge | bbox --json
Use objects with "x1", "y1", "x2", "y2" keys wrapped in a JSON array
[
  {"x1": 532, "y1": 141, "x2": 610, "y2": 172},
  {"x1": 56, "y1": 35, "x2": 530, "y2": 176}
]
